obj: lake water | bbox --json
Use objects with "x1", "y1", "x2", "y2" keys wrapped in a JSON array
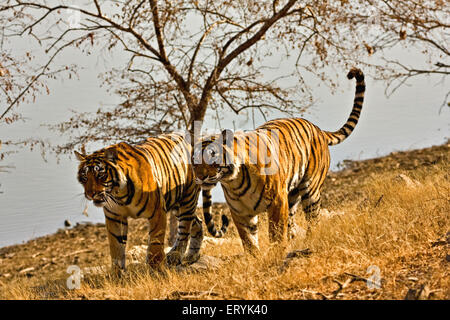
[{"x1": 0, "y1": 50, "x2": 448, "y2": 248}]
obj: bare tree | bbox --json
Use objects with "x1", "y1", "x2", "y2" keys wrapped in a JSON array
[
  {"x1": 361, "y1": 0, "x2": 449, "y2": 110},
  {"x1": 0, "y1": 0, "x2": 448, "y2": 152}
]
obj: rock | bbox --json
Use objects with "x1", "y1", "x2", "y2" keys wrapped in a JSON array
[
  {"x1": 285, "y1": 248, "x2": 312, "y2": 259},
  {"x1": 394, "y1": 174, "x2": 422, "y2": 189},
  {"x1": 127, "y1": 245, "x2": 148, "y2": 263},
  {"x1": 289, "y1": 224, "x2": 306, "y2": 239},
  {"x1": 64, "y1": 220, "x2": 72, "y2": 227},
  {"x1": 75, "y1": 222, "x2": 93, "y2": 228},
  {"x1": 19, "y1": 267, "x2": 35, "y2": 274},
  {"x1": 279, "y1": 248, "x2": 312, "y2": 273},
  {"x1": 407, "y1": 277, "x2": 419, "y2": 282},
  {"x1": 202, "y1": 237, "x2": 241, "y2": 246},
  {"x1": 83, "y1": 265, "x2": 107, "y2": 276},
  {"x1": 319, "y1": 208, "x2": 345, "y2": 219},
  {"x1": 176, "y1": 255, "x2": 224, "y2": 273}
]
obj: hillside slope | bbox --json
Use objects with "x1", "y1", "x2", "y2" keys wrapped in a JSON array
[{"x1": 0, "y1": 142, "x2": 448, "y2": 300}]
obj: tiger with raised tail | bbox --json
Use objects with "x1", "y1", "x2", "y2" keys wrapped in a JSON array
[
  {"x1": 192, "y1": 68, "x2": 365, "y2": 253},
  {"x1": 75, "y1": 133, "x2": 229, "y2": 272}
]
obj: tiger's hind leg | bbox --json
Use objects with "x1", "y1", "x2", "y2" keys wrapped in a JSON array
[
  {"x1": 184, "y1": 216, "x2": 204, "y2": 264},
  {"x1": 287, "y1": 201, "x2": 303, "y2": 240},
  {"x1": 300, "y1": 188, "x2": 321, "y2": 237},
  {"x1": 287, "y1": 182, "x2": 306, "y2": 240},
  {"x1": 300, "y1": 140, "x2": 329, "y2": 237},
  {"x1": 267, "y1": 194, "x2": 289, "y2": 245}
]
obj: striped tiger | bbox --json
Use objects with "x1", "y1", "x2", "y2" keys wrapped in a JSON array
[
  {"x1": 74, "y1": 133, "x2": 228, "y2": 272},
  {"x1": 192, "y1": 68, "x2": 365, "y2": 253}
]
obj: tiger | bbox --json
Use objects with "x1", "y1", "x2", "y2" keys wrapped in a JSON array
[
  {"x1": 74, "y1": 133, "x2": 229, "y2": 273},
  {"x1": 191, "y1": 68, "x2": 365, "y2": 254}
]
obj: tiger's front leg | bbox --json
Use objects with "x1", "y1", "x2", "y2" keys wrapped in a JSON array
[
  {"x1": 230, "y1": 210, "x2": 260, "y2": 255},
  {"x1": 146, "y1": 209, "x2": 166, "y2": 268},
  {"x1": 104, "y1": 210, "x2": 128, "y2": 274}
]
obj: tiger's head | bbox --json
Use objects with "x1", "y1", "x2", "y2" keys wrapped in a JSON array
[
  {"x1": 75, "y1": 146, "x2": 127, "y2": 207},
  {"x1": 192, "y1": 129, "x2": 239, "y2": 189}
]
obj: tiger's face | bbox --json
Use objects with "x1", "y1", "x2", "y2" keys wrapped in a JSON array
[
  {"x1": 75, "y1": 148, "x2": 126, "y2": 207},
  {"x1": 192, "y1": 129, "x2": 238, "y2": 189}
]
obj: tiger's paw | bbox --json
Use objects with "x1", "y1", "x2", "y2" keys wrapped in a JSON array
[
  {"x1": 166, "y1": 251, "x2": 182, "y2": 266},
  {"x1": 183, "y1": 253, "x2": 200, "y2": 265},
  {"x1": 108, "y1": 265, "x2": 126, "y2": 281},
  {"x1": 110, "y1": 260, "x2": 126, "y2": 278}
]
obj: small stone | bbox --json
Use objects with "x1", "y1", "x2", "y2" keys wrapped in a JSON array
[
  {"x1": 286, "y1": 248, "x2": 312, "y2": 259},
  {"x1": 319, "y1": 209, "x2": 345, "y2": 219},
  {"x1": 202, "y1": 237, "x2": 241, "y2": 246},
  {"x1": 394, "y1": 174, "x2": 422, "y2": 188},
  {"x1": 176, "y1": 255, "x2": 224, "y2": 273},
  {"x1": 19, "y1": 267, "x2": 35, "y2": 274},
  {"x1": 127, "y1": 245, "x2": 148, "y2": 263}
]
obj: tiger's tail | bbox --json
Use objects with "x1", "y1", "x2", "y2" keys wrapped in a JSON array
[
  {"x1": 201, "y1": 188, "x2": 229, "y2": 238},
  {"x1": 324, "y1": 68, "x2": 366, "y2": 146}
]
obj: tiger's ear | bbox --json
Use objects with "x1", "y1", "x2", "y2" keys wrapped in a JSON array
[
  {"x1": 74, "y1": 150, "x2": 86, "y2": 161},
  {"x1": 104, "y1": 147, "x2": 118, "y2": 163},
  {"x1": 221, "y1": 129, "x2": 234, "y2": 146}
]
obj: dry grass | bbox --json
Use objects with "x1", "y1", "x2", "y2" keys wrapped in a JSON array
[{"x1": 0, "y1": 146, "x2": 448, "y2": 300}]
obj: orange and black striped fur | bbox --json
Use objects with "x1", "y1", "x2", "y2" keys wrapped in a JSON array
[
  {"x1": 192, "y1": 68, "x2": 365, "y2": 253},
  {"x1": 75, "y1": 133, "x2": 228, "y2": 272}
]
